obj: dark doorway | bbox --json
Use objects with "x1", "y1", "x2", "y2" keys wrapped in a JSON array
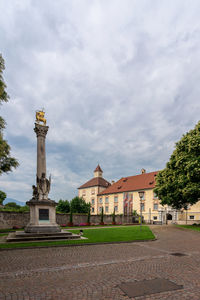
[{"x1": 167, "y1": 213, "x2": 172, "y2": 220}]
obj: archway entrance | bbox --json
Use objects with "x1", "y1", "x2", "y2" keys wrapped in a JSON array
[
  {"x1": 166, "y1": 213, "x2": 173, "y2": 224},
  {"x1": 167, "y1": 213, "x2": 172, "y2": 220}
]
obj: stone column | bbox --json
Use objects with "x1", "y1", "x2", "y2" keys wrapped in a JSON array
[
  {"x1": 34, "y1": 123, "x2": 48, "y2": 180},
  {"x1": 25, "y1": 119, "x2": 61, "y2": 233},
  {"x1": 158, "y1": 209, "x2": 163, "y2": 224}
]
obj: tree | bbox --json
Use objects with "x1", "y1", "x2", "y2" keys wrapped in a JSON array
[
  {"x1": 56, "y1": 199, "x2": 70, "y2": 213},
  {"x1": 5, "y1": 202, "x2": 21, "y2": 209},
  {"x1": 0, "y1": 190, "x2": 6, "y2": 205},
  {"x1": 69, "y1": 208, "x2": 73, "y2": 226},
  {"x1": 0, "y1": 54, "x2": 18, "y2": 175},
  {"x1": 154, "y1": 121, "x2": 200, "y2": 210},
  {"x1": 87, "y1": 204, "x2": 91, "y2": 225},
  {"x1": 70, "y1": 196, "x2": 90, "y2": 213},
  {"x1": 112, "y1": 209, "x2": 116, "y2": 225},
  {"x1": 100, "y1": 207, "x2": 104, "y2": 224}
]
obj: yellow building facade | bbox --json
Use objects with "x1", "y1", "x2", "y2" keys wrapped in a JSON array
[{"x1": 78, "y1": 166, "x2": 200, "y2": 224}]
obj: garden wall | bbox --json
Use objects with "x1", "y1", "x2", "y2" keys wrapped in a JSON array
[{"x1": 0, "y1": 211, "x2": 134, "y2": 229}]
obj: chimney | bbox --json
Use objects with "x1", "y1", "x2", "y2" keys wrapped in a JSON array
[
  {"x1": 111, "y1": 180, "x2": 115, "y2": 185},
  {"x1": 141, "y1": 168, "x2": 146, "y2": 174}
]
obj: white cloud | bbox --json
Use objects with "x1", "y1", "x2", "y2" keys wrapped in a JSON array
[{"x1": 0, "y1": 0, "x2": 200, "y2": 201}]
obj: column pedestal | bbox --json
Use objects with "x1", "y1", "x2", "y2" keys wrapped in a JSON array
[{"x1": 25, "y1": 199, "x2": 61, "y2": 233}]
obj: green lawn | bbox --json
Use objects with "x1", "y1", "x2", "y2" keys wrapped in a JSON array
[
  {"x1": 0, "y1": 225, "x2": 155, "y2": 249},
  {"x1": 176, "y1": 225, "x2": 200, "y2": 231}
]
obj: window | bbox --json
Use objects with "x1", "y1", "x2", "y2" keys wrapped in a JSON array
[
  {"x1": 189, "y1": 215, "x2": 195, "y2": 220},
  {"x1": 82, "y1": 190, "x2": 86, "y2": 196},
  {"x1": 153, "y1": 203, "x2": 158, "y2": 210},
  {"x1": 141, "y1": 203, "x2": 145, "y2": 211},
  {"x1": 92, "y1": 207, "x2": 94, "y2": 213},
  {"x1": 105, "y1": 197, "x2": 109, "y2": 204},
  {"x1": 105, "y1": 206, "x2": 109, "y2": 213},
  {"x1": 153, "y1": 216, "x2": 157, "y2": 220},
  {"x1": 114, "y1": 196, "x2": 118, "y2": 203},
  {"x1": 91, "y1": 199, "x2": 95, "y2": 205},
  {"x1": 91, "y1": 188, "x2": 95, "y2": 195},
  {"x1": 141, "y1": 193, "x2": 145, "y2": 200},
  {"x1": 153, "y1": 192, "x2": 158, "y2": 199},
  {"x1": 114, "y1": 205, "x2": 118, "y2": 212},
  {"x1": 99, "y1": 198, "x2": 102, "y2": 204},
  {"x1": 99, "y1": 207, "x2": 102, "y2": 212}
]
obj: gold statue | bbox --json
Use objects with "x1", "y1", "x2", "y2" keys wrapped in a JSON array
[{"x1": 36, "y1": 110, "x2": 46, "y2": 125}]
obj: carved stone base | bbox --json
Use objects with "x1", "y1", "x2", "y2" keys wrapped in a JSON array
[{"x1": 25, "y1": 198, "x2": 61, "y2": 233}]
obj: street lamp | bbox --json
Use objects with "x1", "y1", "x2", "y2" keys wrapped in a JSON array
[{"x1": 138, "y1": 191, "x2": 145, "y2": 231}]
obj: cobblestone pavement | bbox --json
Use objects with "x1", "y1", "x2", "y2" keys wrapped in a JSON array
[{"x1": 0, "y1": 225, "x2": 200, "y2": 300}]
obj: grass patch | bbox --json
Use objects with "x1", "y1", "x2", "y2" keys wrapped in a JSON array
[
  {"x1": 0, "y1": 233, "x2": 8, "y2": 237},
  {"x1": 0, "y1": 226, "x2": 154, "y2": 249},
  {"x1": 176, "y1": 225, "x2": 200, "y2": 231}
]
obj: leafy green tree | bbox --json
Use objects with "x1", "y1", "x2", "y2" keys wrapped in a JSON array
[
  {"x1": 0, "y1": 190, "x2": 6, "y2": 205},
  {"x1": 154, "y1": 121, "x2": 200, "y2": 210},
  {"x1": 0, "y1": 54, "x2": 18, "y2": 175},
  {"x1": 70, "y1": 196, "x2": 90, "y2": 213},
  {"x1": 56, "y1": 199, "x2": 70, "y2": 213},
  {"x1": 5, "y1": 202, "x2": 21, "y2": 209}
]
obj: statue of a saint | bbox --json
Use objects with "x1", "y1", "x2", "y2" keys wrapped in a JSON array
[
  {"x1": 37, "y1": 172, "x2": 51, "y2": 199},
  {"x1": 32, "y1": 185, "x2": 39, "y2": 200}
]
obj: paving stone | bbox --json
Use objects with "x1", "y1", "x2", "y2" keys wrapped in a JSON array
[{"x1": 0, "y1": 226, "x2": 200, "y2": 299}]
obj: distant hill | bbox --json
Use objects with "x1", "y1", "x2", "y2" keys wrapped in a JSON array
[{"x1": 4, "y1": 198, "x2": 26, "y2": 206}]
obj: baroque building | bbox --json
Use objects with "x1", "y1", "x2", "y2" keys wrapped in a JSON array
[{"x1": 78, "y1": 166, "x2": 200, "y2": 224}]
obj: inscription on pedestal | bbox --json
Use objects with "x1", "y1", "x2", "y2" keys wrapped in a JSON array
[{"x1": 39, "y1": 209, "x2": 49, "y2": 220}]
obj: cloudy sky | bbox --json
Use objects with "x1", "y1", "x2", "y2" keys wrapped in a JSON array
[{"x1": 0, "y1": 0, "x2": 200, "y2": 203}]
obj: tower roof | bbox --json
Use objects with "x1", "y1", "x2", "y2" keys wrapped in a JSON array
[
  {"x1": 78, "y1": 177, "x2": 110, "y2": 189},
  {"x1": 94, "y1": 164, "x2": 103, "y2": 173}
]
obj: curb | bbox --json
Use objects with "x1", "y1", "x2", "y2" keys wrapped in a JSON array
[{"x1": 0, "y1": 238, "x2": 157, "y2": 251}]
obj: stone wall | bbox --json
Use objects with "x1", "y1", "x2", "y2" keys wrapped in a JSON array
[
  {"x1": 0, "y1": 211, "x2": 134, "y2": 229},
  {"x1": 0, "y1": 211, "x2": 30, "y2": 229}
]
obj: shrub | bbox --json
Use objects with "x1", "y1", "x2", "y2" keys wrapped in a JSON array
[
  {"x1": 87, "y1": 205, "x2": 91, "y2": 225},
  {"x1": 112, "y1": 209, "x2": 116, "y2": 225},
  {"x1": 12, "y1": 225, "x2": 20, "y2": 229},
  {"x1": 100, "y1": 207, "x2": 104, "y2": 225},
  {"x1": 68, "y1": 208, "x2": 73, "y2": 226}
]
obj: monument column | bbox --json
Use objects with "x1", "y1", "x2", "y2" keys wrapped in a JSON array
[
  {"x1": 34, "y1": 123, "x2": 48, "y2": 180},
  {"x1": 25, "y1": 111, "x2": 61, "y2": 233},
  {"x1": 6, "y1": 110, "x2": 81, "y2": 241}
]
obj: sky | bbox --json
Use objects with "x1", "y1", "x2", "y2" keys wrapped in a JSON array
[{"x1": 0, "y1": 0, "x2": 200, "y2": 203}]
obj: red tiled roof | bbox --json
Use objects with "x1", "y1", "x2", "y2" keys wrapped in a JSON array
[
  {"x1": 78, "y1": 177, "x2": 110, "y2": 189},
  {"x1": 94, "y1": 164, "x2": 103, "y2": 172},
  {"x1": 98, "y1": 171, "x2": 158, "y2": 195}
]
